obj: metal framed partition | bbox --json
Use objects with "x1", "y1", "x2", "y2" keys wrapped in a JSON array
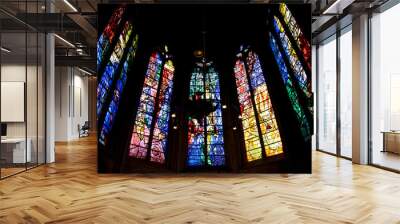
[{"x1": 0, "y1": 0, "x2": 47, "y2": 179}]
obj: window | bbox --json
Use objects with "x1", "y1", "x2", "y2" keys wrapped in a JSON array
[
  {"x1": 371, "y1": 3, "x2": 400, "y2": 171},
  {"x1": 339, "y1": 27, "x2": 352, "y2": 158},
  {"x1": 269, "y1": 33, "x2": 311, "y2": 140},
  {"x1": 317, "y1": 35, "x2": 337, "y2": 154},
  {"x1": 234, "y1": 47, "x2": 283, "y2": 162},
  {"x1": 279, "y1": 3, "x2": 311, "y2": 71},
  {"x1": 129, "y1": 51, "x2": 175, "y2": 164},
  {"x1": 98, "y1": 20, "x2": 137, "y2": 146},
  {"x1": 272, "y1": 15, "x2": 312, "y2": 115},
  {"x1": 97, "y1": 6, "x2": 126, "y2": 71},
  {"x1": 99, "y1": 34, "x2": 138, "y2": 146},
  {"x1": 187, "y1": 61, "x2": 225, "y2": 167},
  {"x1": 97, "y1": 21, "x2": 132, "y2": 118}
]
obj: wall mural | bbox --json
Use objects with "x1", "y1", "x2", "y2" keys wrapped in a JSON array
[{"x1": 97, "y1": 4, "x2": 312, "y2": 173}]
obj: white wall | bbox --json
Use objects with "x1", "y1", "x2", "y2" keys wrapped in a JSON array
[
  {"x1": 55, "y1": 66, "x2": 89, "y2": 141},
  {"x1": 1, "y1": 63, "x2": 46, "y2": 163},
  {"x1": 1, "y1": 65, "x2": 41, "y2": 137}
]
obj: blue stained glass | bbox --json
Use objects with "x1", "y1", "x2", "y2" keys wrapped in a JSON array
[
  {"x1": 269, "y1": 33, "x2": 311, "y2": 139},
  {"x1": 272, "y1": 16, "x2": 312, "y2": 110},
  {"x1": 187, "y1": 62, "x2": 225, "y2": 167},
  {"x1": 99, "y1": 33, "x2": 138, "y2": 146},
  {"x1": 149, "y1": 60, "x2": 175, "y2": 163},
  {"x1": 97, "y1": 21, "x2": 133, "y2": 119}
]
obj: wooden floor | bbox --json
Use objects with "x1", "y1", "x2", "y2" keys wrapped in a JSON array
[{"x1": 1, "y1": 136, "x2": 400, "y2": 224}]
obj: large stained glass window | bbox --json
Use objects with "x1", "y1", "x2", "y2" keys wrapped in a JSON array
[
  {"x1": 99, "y1": 35, "x2": 139, "y2": 146},
  {"x1": 272, "y1": 16, "x2": 312, "y2": 113},
  {"x1": 97, "y1": 6, "x2": 126, "y2": 71},
  {"x1": 269, "y1": 33, "x2": 311, "y2": 139},
  {"x1": 279, "y1": 3, "x2": 311, "y2": 71},
  {"x1": 234, "y1": 47, "x2": 283, "y2": 162},
  {"x1": 187, "y1": 61, "x2": 225, "y2": 167},
  {"x1": 97, "y1": 21, "x2": 132, "y2": 117},
  {"x1": 129, "y1": 50, "x2": 175, "y2": 164}
]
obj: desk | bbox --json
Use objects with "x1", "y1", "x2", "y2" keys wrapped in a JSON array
[
  {"x1": 382, "y1": 131, "x2": 400, "y2": 154},
  {"x1": 1, "y1": 138, "x2": 31, "y2": 163}
]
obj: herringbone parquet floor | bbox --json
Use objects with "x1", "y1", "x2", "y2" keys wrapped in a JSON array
[{"x1": 1, "y1": 135, "x2": 400, "y2": 224}]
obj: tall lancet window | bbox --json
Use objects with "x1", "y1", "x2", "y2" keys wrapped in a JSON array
[
  {"x1": 97, "y1": 5, "x2": 126, "y2": 70},
  {"x1": 129, "y1": 48, "x2": 175, "y2": 164},
  {"x1": 99, "y1": 35, "x2": 138, "y2": 146},
  {"x1": 272, "y1": 16, "x2": 312, "y2": 114},
  {"x1": 269, "y1": 34, "x2": 311, "y2": 139},
  {"x1": 97, "y1": 20, "x2": 133, "y2": 117},
  {"x1": 279, "y1": 3, "x2": 311, "y2": 71},
  {"x1": 187, "y1": 60, "x2": 225, "y2": 167},
  {"x1": 234, "y1": 46, "x2": 283, "y2": 162}
]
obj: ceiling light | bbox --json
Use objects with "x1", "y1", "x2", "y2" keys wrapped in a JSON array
[
  {"x1": 54, "y1": 34, "x2": 75, "y2": 48},
  {"x1": 222, "y1": 105, "x2": 227, "y2": 109},
  {"x1": 1, "y1": 47, "x2": 11, "y2": 53},
  {"x1": 233, "y1": 126, "x2": 237, "y2": 131},
  {"x1": 173, "y1": 126, "x2": 178, "y2": 130},
  {"x1": 77, "y1": 67, "x2": 92, "y2": 76},
  {"x1": 238, "y1": 115, "x2": 242, "y2": 119},
  {"x1": 63, "y1": 0, "x2": 78, "y2": 12},
  {"x1": 322, "y1": 0, "x2": 345, "y2": 15},
  {"x1": 171, "y1": 113, "x2": 176, "y2": 118}
]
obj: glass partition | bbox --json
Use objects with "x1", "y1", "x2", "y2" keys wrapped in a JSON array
[{"x1": 0, "y1": 1, "x2": 46, "y2": 179}]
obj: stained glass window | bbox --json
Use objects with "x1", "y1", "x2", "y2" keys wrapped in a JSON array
[
  {"x1": 279, "y1": 3, "x2": 311, "y2": 71},
  {"x1": 97, "y1": 21, "x2": 132, "y2": 117},
  {"x1": 234, "y1": 47, "x2": 283, "y2": 162},
  {"x1": 269, "y1": 33, "x2": 311, "y2": 139},
  {"x1": 187, "y1": 61, "x2": 225, "y2": 167},
  {"x1": 99, "y1": 34, "x2": 139, "y2": 146},
  {"x1": 97, "y1": 6, "x2": 126, "y2": 71},
  {"x1": 272, "y1": 16, "x2": 312, "y2": 113},
  {"x1": 129, "y1": 50, "x2": 175, "y2": 164}
]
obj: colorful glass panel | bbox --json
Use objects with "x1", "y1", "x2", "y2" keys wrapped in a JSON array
[
  {"x1": 97, "y1": 21, "x2": 132, "y2": 117},
  {"x1": 99, "y1": 34, "x2": 139, "y2": 146},
  {"x1": 129, "y1": 52, "x2": 163, "y2": 159},
  {"x1": 273, "y1": 16, "x2": 311, "y2": 102},
  {"x1": 246, "y1": 52, "x2": 283, "y2": 157},
  {"x1": 234, "y1": 49, "x2": 283, "y2": 162},
  {"x1": 97, "y1": 6, "x2": 126, "y2": 70},
  {"x1": 234, "y1": 59, "x2": 262, "y2": 161},
  {"x1": 279, "y1": 3, "x2": 311, "y2": 70},
  {"x1": 149, "y1": 60, "x2": 175, "y2": 163},
  {"x1": 129, "y1": 51, "x2": 175, "y2": 164},
  {"x1": 187, "y1": 63, "x2": 225, "y2": 167},
  {"x1": 269, "y1": 33, "x2": 311, "y2": 139}
]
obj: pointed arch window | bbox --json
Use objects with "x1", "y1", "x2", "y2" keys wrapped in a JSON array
[
  {"x1": 234, "y1": 47, "x2": 283, "y2": 162},
  {"x1": 187, "y1": 61, "x2": 225, "y2": 167},
  {"x1": 129, "y1": 50, "x2": 175, "y2": 164}
]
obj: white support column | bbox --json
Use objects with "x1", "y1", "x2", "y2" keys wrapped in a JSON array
[
  {"x1": 352, "y1": 14, "x2": 369, "y2": 164},
  {"x1": 46, "y1": 0, "x2": 55, "y2": 163}
]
